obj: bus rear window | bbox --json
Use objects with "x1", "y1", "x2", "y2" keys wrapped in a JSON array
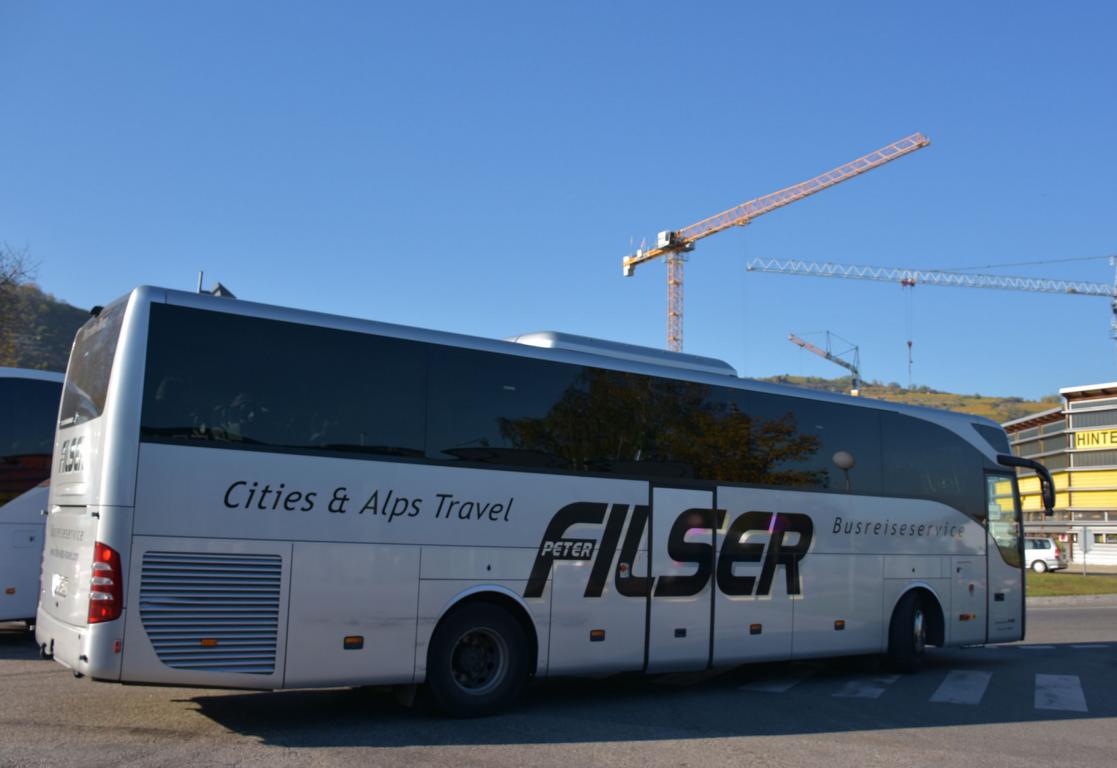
[{"x1": 58, "y1": 302, "x2": 126, "y2": 427}]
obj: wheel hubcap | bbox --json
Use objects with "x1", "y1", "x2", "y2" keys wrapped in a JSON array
[
  {"x1": 913, "y1": 608, "x2": 926, "y2": 654},
  {"x1": 450, "y1": 627, "x2": 508, "y2": 695}
]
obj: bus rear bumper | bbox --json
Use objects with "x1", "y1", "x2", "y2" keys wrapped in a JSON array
[{"x1": 34, "y1": 608, "x2": 124, "y2": 681}]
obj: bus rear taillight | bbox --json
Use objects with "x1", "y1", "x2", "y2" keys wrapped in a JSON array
[{"x1": 88, "y1": 542, "x2": 122, "y2": 624}]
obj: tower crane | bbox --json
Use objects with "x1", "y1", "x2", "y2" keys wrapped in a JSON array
[
  {"x1": 747, "y1": 258, "x2": 1116, "y2": 301},
  {"x1": 788, "y1": 331, "x2": 862, "y2": 396},
  {"x1": 748, "y1": 257, "x2": 1117, "y2": 375},
  {"x1": 747, "y1": 257, "x2": 1115, "y2": 314},
  {"x1": 623, "y1": 133, "x2": 930, "y2": 352}
]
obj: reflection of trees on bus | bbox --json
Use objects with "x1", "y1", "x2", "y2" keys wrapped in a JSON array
[
  {"x1": 499, "y1": 369, "x2": 825, "y2": 486},
  {"x1": 0, "y1": 455, "x2": 51, "y2": 506}
]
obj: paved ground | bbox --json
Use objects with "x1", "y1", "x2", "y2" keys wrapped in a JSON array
[{"x1": 1, "y1": 599, "x2": 1115, "y2": 768}]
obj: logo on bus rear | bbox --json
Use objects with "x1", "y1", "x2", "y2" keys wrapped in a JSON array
[{"x1": 59, "y1": 437, "x2": 84, "y2": 474}]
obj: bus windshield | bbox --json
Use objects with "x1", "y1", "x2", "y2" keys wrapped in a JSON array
[{"x1": 58, "y1": 302, "x2": 126, "y2": 428}]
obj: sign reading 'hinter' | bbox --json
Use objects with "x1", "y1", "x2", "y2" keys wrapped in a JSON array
[{"x1": 1075, "y1": 428, "x2": 1117, "y2": 451}]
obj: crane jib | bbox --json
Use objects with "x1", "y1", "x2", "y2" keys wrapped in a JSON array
[
  {"x1": 746, "y1": 258, "x2": 1115, "y2": 299},
  {"x1": 624, "y1": 132, "x2": 930, "y2": 271}
]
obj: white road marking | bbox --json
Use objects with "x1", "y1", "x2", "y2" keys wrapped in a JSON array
[
  {"x1": 739, "y1": 670, "x2": 814, "y2": 693},
  {"x1": 1035, "y1": 674, "x2": 1088, "y2": 712},
  {"x1": 832, "y1": 674, "x2": 901, "y2": 699},
  {"x1": 1070, "y1": 644, "x2": 1110, "y2": 649},
  {"x1": 929, "y1": 670, "x2": 992, "y2": 705}
]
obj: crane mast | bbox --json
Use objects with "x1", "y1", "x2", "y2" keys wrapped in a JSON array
[{"x1": 623, "y1": 133, "x2": 930, "y2": 352}]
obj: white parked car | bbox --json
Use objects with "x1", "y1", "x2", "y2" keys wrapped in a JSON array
[{"x1": 1024, "y1": 537, "x2": 1068, "y2": 573}]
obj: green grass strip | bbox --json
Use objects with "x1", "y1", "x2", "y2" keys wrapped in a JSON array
[{"x1": 1026, "y1": 572, "x2": 1117, "y2": 597}]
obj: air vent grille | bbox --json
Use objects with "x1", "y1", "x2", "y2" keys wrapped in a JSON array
[{"x1": 139, "y1": 551, "x2": 282, "y2": 675}]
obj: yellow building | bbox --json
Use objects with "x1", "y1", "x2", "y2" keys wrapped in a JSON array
[{"x1": 1003, "y1": 382, "x2": 1117, "y2": 565}]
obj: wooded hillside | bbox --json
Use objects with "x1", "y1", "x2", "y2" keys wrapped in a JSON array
[
  {"x1": 0, "y1": 283, "x2": 88, "y2": 372},
  {"x1": 759, "y1": 374, "x2": 1058, "y2": 423}
]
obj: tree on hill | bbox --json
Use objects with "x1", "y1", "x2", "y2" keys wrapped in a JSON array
[
  {"x1": 0, "y1": 243, "x2": 35, "y2": 363},
  {"x1": 0, "y1": 245, "x2": 88, "y2": 372}
]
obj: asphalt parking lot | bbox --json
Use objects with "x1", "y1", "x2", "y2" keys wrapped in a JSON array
[{"x1": 2, "y1": 598, "x2": 1115, "y2": 768}]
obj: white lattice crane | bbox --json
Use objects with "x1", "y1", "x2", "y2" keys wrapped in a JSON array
[
  {"x1": 623, "y1": 133, "x2": 930, "y2": 351},
  {"x1": 748, "y1": 257, "x2": 1117, "y2": 372},
  {"x1": 788, "y1": 331, "x2": 862, "y2": 396},
  {"x1": 746, "y1": 258, "x2": 1116, "y2": 301}
]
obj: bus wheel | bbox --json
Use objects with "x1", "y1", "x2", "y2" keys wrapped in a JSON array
[
  {"x1": 427, "y1": 603, "x2": 529, "y2": 717},
  {"x1": 887, "y1": 591, "x2": 927, "y2": 672}
]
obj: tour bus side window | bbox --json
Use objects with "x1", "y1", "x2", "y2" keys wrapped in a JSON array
[
  {"x1": 9, "y1": 379, "x2": 61, "y2": 456},
  {"x1": 675, "y1": 384, "x2": 752, "y2": 483},
  {"x1": 605, "y1": 380, "x2": 753, "y2": 483},
  {"x1": 0, "y1": 378, "x2": 62, "y2": 504},
  {"x1": 881, "y1": 412, "x2": 985, "y2": 521},
  {"x1": 0, "y1": 378, "x2": 12, "y2": 504},
  {"x1": 740, "y1": 392, "x2": 883, "y2": 493},
  {"x1": 563, "y1": 367, "x2": 718, "y2": 480},
  {"x1": 426, "y1": 346, "x2": 592, "y2": 470},
  {"x1": 427, "y1": 347, "x2": 738, "y2": 479},
  {"x1": 141, "y1": 305, "x2": 426, "y2": 458}
]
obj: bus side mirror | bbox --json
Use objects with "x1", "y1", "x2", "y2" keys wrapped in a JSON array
[{"x1": 996, "y1": 454, "x2": 1055, "y2": 517}]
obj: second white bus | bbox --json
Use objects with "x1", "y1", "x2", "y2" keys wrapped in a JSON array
[
  {"x1": 36, "y1": 287, "x2": 1053, "y2": 715},
  {"x1": 1, "y1": 367, "x2": 63, "y2": 623}
]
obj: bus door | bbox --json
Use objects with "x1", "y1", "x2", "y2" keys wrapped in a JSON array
[
  {"x1": 711, "y1": 487, "x2": 795, "y2": 665},
  {"x1": 986, "y1": 472, "x2": 1024, "y2": 642},
  {"x1": 646, "y1": 486, "x2": 719, "y2": 673}
]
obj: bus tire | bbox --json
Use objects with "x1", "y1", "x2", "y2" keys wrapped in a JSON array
[
  {"x1": 887, "y1": 591, "x2": 927, "y2": 672},
  {"x1": 426, "y1": 602, "x2": 529, "y2": 717}
]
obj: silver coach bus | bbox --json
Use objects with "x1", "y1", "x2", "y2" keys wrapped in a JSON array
[{"x1": 36, "y1": 287, "x2": 1052, "y2": 715}]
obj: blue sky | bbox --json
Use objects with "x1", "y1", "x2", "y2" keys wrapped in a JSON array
[{"x1": 3, "y1": 2, "x2": 1115, "y2": 400}]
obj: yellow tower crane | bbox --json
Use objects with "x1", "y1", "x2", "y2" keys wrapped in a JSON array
[{"x1": 623, "y1": 133, "x2": 930, "y2": 351}]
